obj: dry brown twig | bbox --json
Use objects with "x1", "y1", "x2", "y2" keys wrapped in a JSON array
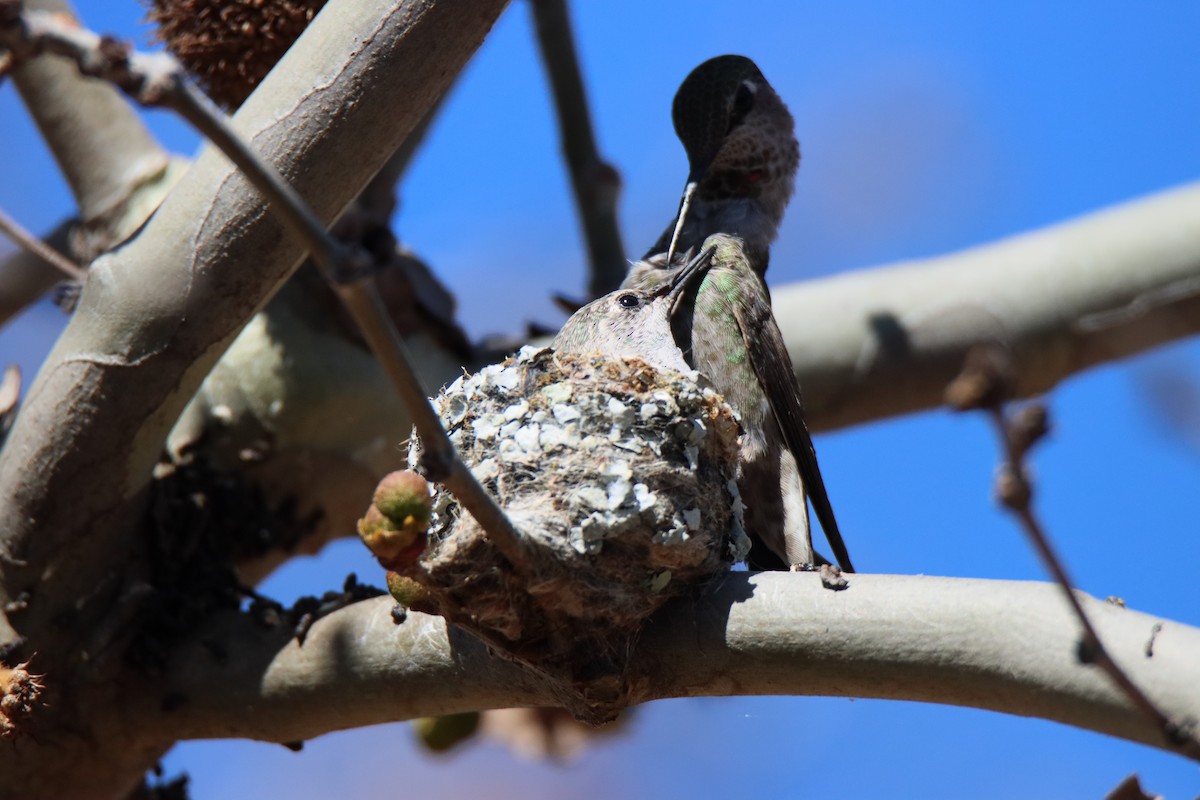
[
  {"x1": 946, "y1": 343, "x2": 1200, "y2": 760},
  {"x1": 0, "y1": 1, "x2": 529, "y2": 571},
  {"x1": 0, "y1": 207, "x2": 85, "y2": 282}
]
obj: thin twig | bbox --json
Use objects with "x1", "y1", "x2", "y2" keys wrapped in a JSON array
[
  {"x1": 947, "y1": 345, "x2": 1200, "y2": 758},
  {"x1": 329, "y1": 284, "x2": 530, "y2": 570},
  {"x1": 0, "y1": 3, "x2": 530, "y2": 571},
  {"x1": 985, "y1": 408, "x2": 1190, "y2": 749},
  {"x1": 530, "y1": 0, "x2": 626, "y2": 299},
  {"x1": 0, "y1": 207, "x2": 85, "y2": 282}
]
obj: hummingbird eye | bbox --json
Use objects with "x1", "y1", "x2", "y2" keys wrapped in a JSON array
[
  {"x1": 724, "y1": 81, "x2": 753, "y2": 126},
  {"x1": 730, "y1": 80, "x2": 757, "y2": 129},
  {"x1": 617, "y1": 293, "x2": 641, "y2": 309}
]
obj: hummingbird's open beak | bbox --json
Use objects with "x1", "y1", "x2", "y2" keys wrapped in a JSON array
[{"x1": 665, "y1": 241, "x2": 715, "y2": 318}]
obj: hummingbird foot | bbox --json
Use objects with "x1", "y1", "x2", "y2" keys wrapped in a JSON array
[{"x1": 817, "y1": 564, "x2": 849, "y2": 591}]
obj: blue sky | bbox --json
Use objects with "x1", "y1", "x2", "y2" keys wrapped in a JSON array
[{"x1": 2, "y1": 1, "x2": 1199, "y2": 797}]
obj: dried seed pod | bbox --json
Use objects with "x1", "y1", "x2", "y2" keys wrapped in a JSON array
[{"x1": 147, "y1": 0, "x2": 325, "y2": 108}]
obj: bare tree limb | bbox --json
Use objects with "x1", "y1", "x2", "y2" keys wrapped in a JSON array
[
  {"x1": 4, "y1": 4, "x2": 530, "y2": 569},
  {"x1": 779, "y1": 182, "x2": 1200, "y2": 431},
  {"x1": 530, "y1": 0, "x2": 626, "y2": 298},
  {"x1": 4, "y1": 0, "x2": 530, "y2": 585},
  {"x1": 6, "y1": 0, "x2": 172, "y2": 227},
  {"x1": 137, "y1": 573, "x2": 1200, "y2": 759},
  {"x1": 0, "y1": 0, "x2": 185, "y2": 325},
  {"x1": 990, "y1": 401, "x2": 1194, "y2": 753},
  {"x1": 0, "y1": 0, "x2": 188, "y2": 326},
  {"x1": 0, "y1": 10, "x2": 509, "y2": 797}
]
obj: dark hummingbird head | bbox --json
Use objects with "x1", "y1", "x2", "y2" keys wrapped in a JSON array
[
  {"x1": 671, "y1": 55, "x2": 798, "y2": 189},
  {"x1": 660, "y1": 55, "x2": 799, "y2": 267}
]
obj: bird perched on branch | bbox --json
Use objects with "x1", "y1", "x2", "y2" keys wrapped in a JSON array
[
  {"x1": 624, "y1": 55, "x2": 853, "y2": 573},
  {"x1": 672, "y1": 234, "x2": 853, "y2": 572}
]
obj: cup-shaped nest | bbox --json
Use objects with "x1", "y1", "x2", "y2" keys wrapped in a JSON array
[{"x1": 396, "y1": 346, "x2": 745, "y2": 721}]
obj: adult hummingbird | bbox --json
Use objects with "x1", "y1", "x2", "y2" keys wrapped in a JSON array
[
  {"x1": 620, "y1": 56, "x2": 850, "y2": 572},
  {"x1": 674, "y1": 234, "x2": 854, "y2": 573}
]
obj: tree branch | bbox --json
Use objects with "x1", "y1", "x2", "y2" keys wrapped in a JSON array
[
  {"x1": 0, "y1": 0, "x2": 507, "y2": 696},
  {"x1": 0, "y1": 5, "x2": 509, "y2": 794},
  {"x1": 779, "y1": 182, "x2": 1200, "y2": 431},
  {"x1": 946, "y1": 348, "x2": 1198, "y2": 755},
  {"x1": 0, "y1": 0, "x2": 184, "y2": 325},
  {"x1": 140, "y1": 573, "x2": 1200, "y2": 759},
  {"x1": 530, "y1": 0, "x2": 626, "y2": 298},
  {"x1": 7, "y1": 0, "x2": 172, "y2": 227}
]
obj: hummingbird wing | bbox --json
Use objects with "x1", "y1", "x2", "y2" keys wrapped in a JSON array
[{"x1": 732, "y1": 300, "x2": 856, "y2": 573}]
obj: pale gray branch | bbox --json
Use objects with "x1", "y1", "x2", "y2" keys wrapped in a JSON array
[
  {"x1": 142, "y1": 573, "x2": 1200, "y2": 759},
  {"x1": 7, "y1": 0, "x2": 172, "y2": 227},
  {"x1": 0, "y1": 0, "x2": 182, "y2": 325},
  {"x1": 0, "y1": 4, "x2": 508, "y2": 794},
  {"x1": 0, "y1": 6, "x2": 508, "y2": 782},
  {"x1": 780, "y1": 182, "x2": 1200, "y2": 431}
]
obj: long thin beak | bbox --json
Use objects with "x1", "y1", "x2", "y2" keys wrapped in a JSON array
[
  {"x1": 665, "y1": 242, "x2": 714, "y2": 317},
  {"x1": 664, "y1": 180, "x2": 699, "y2": 268}
]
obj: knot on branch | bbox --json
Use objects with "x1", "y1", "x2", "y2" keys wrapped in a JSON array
[
  {"x1": 995, "y1": 463, "x2": 1032, "y2": 510},
  {"x1": 1008, "y1": 403, "x2": 1050, "y2": 458},
  {"x1": 945, "y1": 342, "x2": 1017, "y2": 411}
]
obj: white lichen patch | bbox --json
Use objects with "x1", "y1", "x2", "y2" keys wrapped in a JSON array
[
  {"x1": 472, "y1": 413, "x2": 503, "y2": 441},
  {"x1": 502, "y1": 399, "x2": 530, "y2": 422},
  {"x1": 633, "y1": 482, "x2": 656, "y2": 511},
  {"x1": 551, "y1": 403, "x2": 581, "y2": 425}
]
